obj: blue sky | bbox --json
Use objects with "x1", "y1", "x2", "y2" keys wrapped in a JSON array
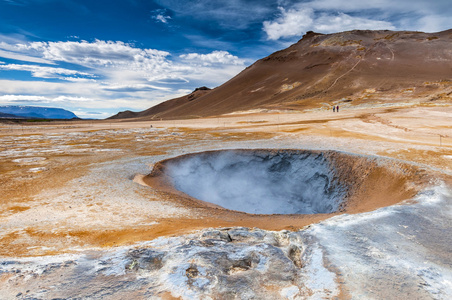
[{"x1": 0, "y1": 0, "x2": 450, "y2": 118}]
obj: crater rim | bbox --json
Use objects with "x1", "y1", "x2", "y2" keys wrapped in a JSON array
[{"x1": 142, "y1": 148, "x2": 429, "y2": 217}]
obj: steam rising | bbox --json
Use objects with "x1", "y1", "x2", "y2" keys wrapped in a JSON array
[{"x1": 165, "y1": 150, "x2": 345, "y2": 214}]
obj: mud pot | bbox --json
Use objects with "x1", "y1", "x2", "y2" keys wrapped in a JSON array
[{"x1": 145, "y1": 149, "x2": 430, "y2": 216}]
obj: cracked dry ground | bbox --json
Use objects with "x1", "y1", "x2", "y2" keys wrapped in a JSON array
[{"x1": 0, "y1": 104, "x2": 451, "y2": 299}]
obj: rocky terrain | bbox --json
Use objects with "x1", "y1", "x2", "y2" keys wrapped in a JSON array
[
  {"x1": 0, "y1": 104, "x2": 451, "y2": 298},
  {"x1": 112, "y1": 29, "x2": 452, "y2": 120}
]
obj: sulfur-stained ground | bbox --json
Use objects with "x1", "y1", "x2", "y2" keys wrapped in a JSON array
[{"x1": 0, "y1": 103, "x2": 451, "y2": 299}]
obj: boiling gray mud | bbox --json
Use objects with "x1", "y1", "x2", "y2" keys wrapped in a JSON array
[{"x1": 163, "y1": 150, "x2": 346, "y2": 214}]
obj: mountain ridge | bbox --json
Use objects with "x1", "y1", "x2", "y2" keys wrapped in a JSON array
[
  {"x1": 111, "y1": 29, "x2": 452, "y2": 120},
  {"x1": 0, "y1": 106, "x2": 79, "y2": 119}
]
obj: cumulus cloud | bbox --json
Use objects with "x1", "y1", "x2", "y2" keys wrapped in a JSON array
[
  {"x1": 263, "y1": 5, "x2": 394, "y2": 40},
  {"x1": 23, "y1": 40, "x2": 171, "y2": 68},
  {"x1": 0, "y1": 78, "x2": 154, "y2": 112},
  {"x1": 0, "y1": 39, "x2": 245, "y2": 87},
  {"x1": 263, "y1": 7, "x2": 314, "y2": 40},
  {"x1": 263, "y1": 0, "x2": 452, "y2": 40},
  {"x1": 179, "y1": 50, "x2": 245, "y2": 66},
  {"x1": 0, "y1": 39, "x2": 247, "y2": 118},
  {"x1": 3, "y1": 40, "x2": 245, "y2": 84},
  {"x1": 0, "y1": 63, "x2": 95, "y2": 80},
  {"x1": 1, "y1": 40, "x2": 174, "y2": 86}
]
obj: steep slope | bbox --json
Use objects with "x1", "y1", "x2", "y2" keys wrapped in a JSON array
[
  {"x1": 115, "y1": 29, "x2": 452, "y2": 120},
  {"x1": 109, "y1": 87, "x2": 212, "y2": 120}
]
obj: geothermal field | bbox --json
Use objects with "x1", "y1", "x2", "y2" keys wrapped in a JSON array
[{"x1": 0, "y1": 103, "x2": 451, "y2": 298}]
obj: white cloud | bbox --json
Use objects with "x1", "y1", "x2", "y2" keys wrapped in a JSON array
[
  {"x1": 313, "y1": 13, "x2": 395, "y2": 33},
  {"x1": 0, "y1": 95, "x2": 48, "y2": 101},
  {"x1": 307, "y1": 0, "x2": 449, "y2": 16},
  {"x1": 263, "y1": 7, "x2": 314, "y2": 41},
  {"x1": 0, "y1": 47, "x2": 54, "y2": 64},
  {"x1": 416, "y1": 15, "x2": 451, "y2": 33},
  {"x1": 103, "y1": 83, "x2": 172, "y2": 92},
  {"x1": 155, "y1": 14, "x2": 171, "y2": 24},
  {"x1": 152, "y1": 9, "x2": 172, "y2": 24},
  {"x1": 0, "y1": 94, "x2": 92, "y2": 103},
  {"x1": 61, "y1": 77, "x2": 97, "y2": 83},
  {"x1": 0, "y1": 40, "x2": 245, "y2": 86},
  {"x1": 153, "y1": 0, "x2": 274, "y2": 30},
  {"x1": 180, "y1": 50, "x2": 245, "y2": 66},
  {"x1": 263, "y1": 5, "x2": 394, "y2": 40},
  {"x1": 0, "y1": 63, "x2": 95, "y2": 80},
  {"x1": 52, "y1": 96, "x2": 92, "y2": 102},
  {"x1": 24, "y1": 40, "x2": 170, "y2": 68},
  {"x1": 0, "y1": 39, "x2": 248, "y2": 118},
  {"x1": 263, "y1": 0, "x2": 452, "y2": 40},
  {"x1": 0, "y1": 40, "x2": 186, "y2": 87},
  {"x1": 72, "y1": 110, "x2": 111, "y2": 119}
]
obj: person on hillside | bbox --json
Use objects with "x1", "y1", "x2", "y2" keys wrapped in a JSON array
[
  {"x1": 336, "y1": 105, "x2": 339, "y2": 112},
  {"x1": 333, "y1": 106, "x2": 336, "y2": 112}
]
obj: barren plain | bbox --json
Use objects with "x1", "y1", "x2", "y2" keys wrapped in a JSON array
[{"x1": 0, "y1": 100, "x2": 451, "y2": 299}]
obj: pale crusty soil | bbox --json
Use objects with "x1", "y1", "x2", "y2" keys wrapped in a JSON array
[{"x1": 0, "y1": 103, "x2": 451, "y2": 257}]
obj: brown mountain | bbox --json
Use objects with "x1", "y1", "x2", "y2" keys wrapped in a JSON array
[
  {"x1": 110, "y1": 29, "x2": 452, "y2": 120},
  {"x1": 110, "y1": 87, "x2": 212, "y2": 120}
]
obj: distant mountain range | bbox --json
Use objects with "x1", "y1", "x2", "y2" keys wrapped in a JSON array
[
  {"x1": 110, "y1": 29, "x2": 452, "y2": 120},
  {"x1": 0, "y1": 112, "x2": 24, "y2": 119},
  {"x1": 0, "y1": 106, "x2": 79, "y2": 119}
]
